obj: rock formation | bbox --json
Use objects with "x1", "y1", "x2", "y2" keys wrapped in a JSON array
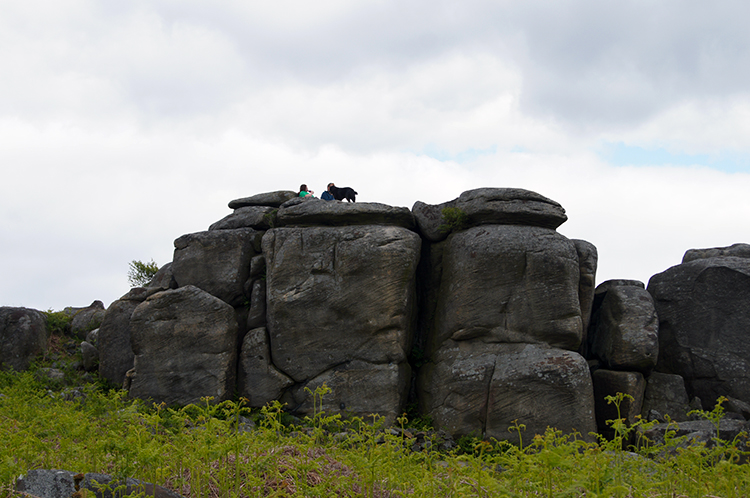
[{"x1": 6, "y1": 189, "x2": 750, "y2": 443}]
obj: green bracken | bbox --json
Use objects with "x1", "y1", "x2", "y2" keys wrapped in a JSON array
[{"x1": 1, "y1": 340, "x2": 749, "y2": 498}]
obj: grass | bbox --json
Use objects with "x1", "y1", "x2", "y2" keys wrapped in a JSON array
[{"x1": 1, "y1": 369, "x2": 749, "y2": 497}]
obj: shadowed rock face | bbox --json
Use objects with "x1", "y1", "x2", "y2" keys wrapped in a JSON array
[
  {"x1": 129, "y1": 286, "x2": 238, "y2": 406},
  {"x1": 649, "y1": 256, "x2": 750, "y2": 410},
  {"x1": 0, "y1": 307, "x2": 47, "y2": 371},
  {"x1": 172, "y1": 228, "x2": 263, "y2": 307},
  {"x1": 419, "y1": 342, "x2": 595, "y2": 443},
  {"x1": 433, "y1": 225, "x2": 583, "y2": 352},
  {"x1": 590, "y1": 285, "x2": 659, "y2": 373}
]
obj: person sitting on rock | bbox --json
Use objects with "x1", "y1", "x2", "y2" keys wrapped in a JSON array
[
  {"x1": 298, "y1": 184, "x2": 315, "y2": 198},
  {"x1": 321, "y1": 183, "x2": 335, "y2": 201}
]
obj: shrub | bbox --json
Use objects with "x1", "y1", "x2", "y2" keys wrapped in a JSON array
[
  {"x1": 127, "y1": 259, "x2": 159, "y2": 287},
  {"x1": 439, "y1": 207, "x2": 470, "y2": 233}
]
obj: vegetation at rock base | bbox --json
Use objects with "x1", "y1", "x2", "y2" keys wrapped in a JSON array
[
  {"x1": 127, "y1": 259, "x2": 160, "y2": 287},
  {"x1": 1, "y1": 329, "x2": 749, "y2": 497},
  {"x1": 1, "y1": 369, "x2": 749, "y2": 497}
]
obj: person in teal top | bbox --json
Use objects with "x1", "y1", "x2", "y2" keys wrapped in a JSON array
[{"x1": 298, "y1": 184, "x2": 315, "y2": 198}]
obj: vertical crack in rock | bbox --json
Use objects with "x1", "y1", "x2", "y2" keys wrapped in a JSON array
[{"x1": 481, "y1": 356, "x2": 497, "y2": 438}]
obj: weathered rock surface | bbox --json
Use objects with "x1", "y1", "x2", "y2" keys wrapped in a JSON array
[
  {"x1": 246, "y1": 279, "x2": 266, "y2": 330},
  {"x1": 0, "y1": 306, "x2": 47, "y2": 371},
  {"x1": 209, "y1": 205, "x2": 277, "y2": 231},
  {"x1": 69, "y1": 300, "x2": 106, "y2": 339},
  {"x1": 639, "y1": 419, "x2": 750, "y2": 455},
  {"x1": 15, "y1": 469, "x2": 184, "y2": 498},
  {"x1": 276, "y1": 198, "x2": 416, "y2": 230},
  {"x1": 263, "y1": 225, "x2": 421, "y2": 383},
  {"x1": 433, "y1": 225, "x2": 583, "y2": 351},
  {"x1": 682, "y1": 243, "x2": 750, "y2": 263},
  {"x1": 148, "y1": 262, "x2": 176, "y2": 290},
  {"x1": 592, "y1": 369, "x2": 645, "y2": 430},
  {"x1": 238, "y1": 327, "x2": 294, "y2": 407},
  {"x1": 129, "y1": 286, "x2": 238, "y2": 405},
  {"x1": 286, "y1": 360, "x2": 411, "y2": 423},
  {"x1": 412, "y1": 188, "x2": 568, "y2": 242},
  {"x1": 80, "y1": 341, "x2": 98, "y2": 371},
  {"x1": 229, "y1": 190, "x2": 297, "y2": 209},
  {"x1": 640, "y1": 372, "x2": 691, "y2": 422},
  {"x1": 172, "y1": 228, "x2": 262, "y2": 306},
  {"x1": 419, "y1": 342, "x2": 595, "y2": 442},
  {"x1": 590, "y1": 285, "x2": 658, "y2": 373},
  {"x1": 574, "y1": 239, "x2": 598, "y2": 343},
  {"x1": 97, "y1": 288, "x2": 163, "y2": 387},
  {"x1": 648, "y1": 255, "x2": 750, "y2": 409}
]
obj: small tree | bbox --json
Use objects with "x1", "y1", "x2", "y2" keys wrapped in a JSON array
[{"x1": 128, "y1": 259, "x2": 159, "y2": 287}]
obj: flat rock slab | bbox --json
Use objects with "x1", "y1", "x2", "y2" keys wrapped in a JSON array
[
  {"x1": 276, "y1": 198, "x2": 416, "y2": 229},
  {"x1": 682, "y1": 243, "x2": 750, "y2": 263},
  {"x1": 228, "y1": 190, "x2": 297, "y2": 209},
  {"x1": 210, "y1": 205, "x2": 277, "y2": 231},
  {"x1": 413, "y1": 188, "x2": 567, "y2": 242}
]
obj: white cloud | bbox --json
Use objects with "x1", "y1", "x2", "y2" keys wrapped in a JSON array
[{"x1": 2, "y1": 0, "x2": 750, "y2": 310}]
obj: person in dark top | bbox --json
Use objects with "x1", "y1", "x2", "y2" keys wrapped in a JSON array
[{"x1": 321, "y1": 183, "x2": 335, "y2": 201}]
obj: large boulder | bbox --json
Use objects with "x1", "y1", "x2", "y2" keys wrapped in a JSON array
[
  {"x1": 419, "y1": 342, "x2": 595, "y2": 443},
  {"x1": 228, "y1": 190, "x2": 297, "y2": 209},
  {"x1": 238, "y1": 327, "x2": 294, "y2": 407},
  {"x1": 69, "y1": 300, "x2": 106, "y2": 339},
  {"x1": 98, "y1": 287, "x2": 163, "y2": 387},
  {"x1": 129, "y1": 286, "x2": 238, "y2": 405},
  {"x1": 285, "y1": 360, "x2": 411, "y2": 423},
  {"x1": 640, "y1": 372, "x2": 692, "y2": 422},
  {"x1": 592, "y1": 369, "x2": 646, "y2": 431},
  {"x1": 412, "y1": 188, "x2": 568, "y2": 242},
  {"x1": 171, "y1": 228, "x2": 262, "y2": 306},
  {"x1": 648, "y1": 253, "x2": 750, "y2": 409},
  {"x1": 262, "y1": 225, "x2": 420, "y2": 416},
  {"x1": 209, "y1": 206, "x2": 277, "y2": 231},
  {"x1": 276, "y1": 198, "x2": 416, "y2": 230},
  {"x1": 0, "y1": 307, "x2": 47, "y2": 371},
  {"x1": 589, "y1": 284, "x2": 658, "y2": 373},
  {"x1": 432, "y1": 225, "x2": 583, "y2": 352}
]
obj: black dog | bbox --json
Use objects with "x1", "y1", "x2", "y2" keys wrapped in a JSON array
[{"x1": 328, "y1": 184, "x2": 358, "y2": 202}]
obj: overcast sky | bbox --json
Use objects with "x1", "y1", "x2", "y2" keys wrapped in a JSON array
[{"x1": 2, "y1": 0, "x2": 750, "y2": 311}]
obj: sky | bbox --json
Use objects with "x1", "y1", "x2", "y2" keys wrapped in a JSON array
[{"x1": 2, "y1": 0, "x2": 750, "y2": 311}]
